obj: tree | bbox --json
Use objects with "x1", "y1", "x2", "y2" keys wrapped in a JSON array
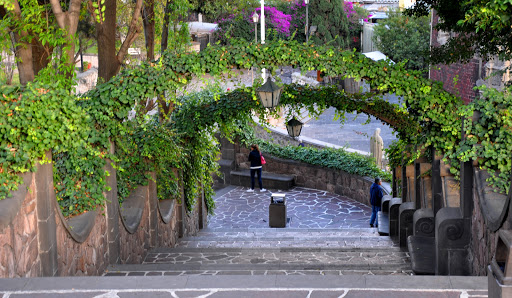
[
  {"x1": 372, "y1": 9, "x2": 430, "y2": 71},
  {"x1": 406, "y1": 0, "x2": 512, "y2": 63},
  {"x1": 191, "y1": 0, "x2": 258, "y2": 22},
  {"x1": 0, "y1": 0, "x2": 61, "y2": 85},
  {"x1": 309, "y1": 0, "x2": 350, "y2": 48}
]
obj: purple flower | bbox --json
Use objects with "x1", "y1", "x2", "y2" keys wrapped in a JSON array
[{"x1": 254, "y1": 6, "x2": 292, "y2": 36}]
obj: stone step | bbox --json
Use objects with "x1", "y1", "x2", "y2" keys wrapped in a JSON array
[
  {"x1": 134, "y1": 250, "x2": 410, "y2": 270},
  {"x1": 106, "y1": 252, "x2": 411, "y2": 273},
  {"x1": 175, "y1": 228, "x2": 398, "y2": 249},
  {"x1": 174, "y1": 239, "x2": 399, "y2": 250},
  {"x1": 104, "y1": 268, "x2": 412, "y2": 276},
  {"x1": 230, "y1": 170, "x2": 294, "y2": 190}
]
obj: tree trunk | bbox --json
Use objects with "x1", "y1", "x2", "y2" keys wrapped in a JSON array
[
  {"x1": 12, "y1": 31, "x2": 34, "y2": 85},
  {"x1": 142, "y1": 0, "x2": 155, "y2": 61},
  {"x1": 96, "y1": 0, "x2": 121, "y2": 82},
  {"x1": 31, "y1": 38, "x2": 53, "y2": 76},
  {"x1": 3, "y1": 1, "x2": 34, "y2": 85},
  {"x1": 160, "y1": 0, "x2": 171, "y2": 54}
]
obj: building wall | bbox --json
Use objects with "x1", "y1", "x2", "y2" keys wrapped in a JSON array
[{"x1": 429, "y1": 11, "x2": 484, "y2": 104}]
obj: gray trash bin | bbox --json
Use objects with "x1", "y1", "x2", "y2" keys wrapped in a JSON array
[{"x1": 269, "y1": 193, "x2": 286, "y2": 228}]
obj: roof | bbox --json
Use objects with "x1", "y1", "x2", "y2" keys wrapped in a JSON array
[{"x1": 362, "y1": 51, "x2": 394, "y2": 63}]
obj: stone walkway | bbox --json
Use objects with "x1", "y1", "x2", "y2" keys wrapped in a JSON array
[
  {"x1": 208, "y1": 186, "x2": 372, "y2": 229},
  {"x1": 0, "y1": 186, "x2": 488, "y2": 297}
]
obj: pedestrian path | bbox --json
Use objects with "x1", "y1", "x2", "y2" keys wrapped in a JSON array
[
  {"x1": 208, "y1": 186, "x2": 372, "y2": 229},
  {"x1": 105, "y1": 186, "x2": 410, "y2": 277},
  {"x1": 0, "y1": 186, "x2": 488, "y2": 297}
]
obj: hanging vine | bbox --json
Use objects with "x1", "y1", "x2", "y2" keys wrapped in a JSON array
[{"x1": 1, "y1": 37, "x2": 478, "y2": 217}]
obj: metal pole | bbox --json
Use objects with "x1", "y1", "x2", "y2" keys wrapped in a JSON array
[
  {"x1": 261, "y1": 0, "x2": 266, "y2": 81},
  {"x1": 306, "y1": 3, "x2": 309, "y2": 43},
  {"x1": 252, "y1": 22, "x2": 257, "y2": 86}
]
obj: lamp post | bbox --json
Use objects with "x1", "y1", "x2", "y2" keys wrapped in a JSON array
[
  {"x1": 251, "y1": 12, "x2": 259, "y2": 85},
  {"x1": 286, "y1": 117, "x2": 304, "y2": 138},
  {"x1": 252, "y1": 12, "x2": 259, "y2": 43},
  {"x1": 305, "y1": 0, "x2": 309, "y2": 43},
  {"x1": 256, "y1": 77, "x2": 283, "y2": 108},
  {"x1": 260, "y1": 0, "x2": 266, "y2": 81}
]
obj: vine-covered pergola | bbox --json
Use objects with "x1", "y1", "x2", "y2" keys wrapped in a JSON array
[{"x1": 1, "y1": 38, "x2": 464, "y2": 216}]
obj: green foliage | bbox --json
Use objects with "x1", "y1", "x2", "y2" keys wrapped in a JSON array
[
  {"x1": 3, "y1": 35, "x2": 499, "y2": 217},
  {"x1": 191, "y1": 0, "x2": 259, "y2": 22},
  {"x1": 457, "y1": 85, "x2": 512, "y2": 194},
  {"x1": 372, "y1": 9, "x2": 430, "y2": 71},
  {"x1": 115, "y1": 117, "x2": 182, "y2": 203},
  {"x1": 163, "y1": 0, "x2": 193, "y2": 52},
  {"x1": 406, "y1": 0, "x2": 512, "y2": 63},
  {"x1": 309, "y1": 0, "x2": 350, "y2": 48},
  {"x1": 172, "y1": 86, "x2": 255, "y2": 212},
  {"x1": 257, "y1": 139, "x2": 391, "y2": 182}
]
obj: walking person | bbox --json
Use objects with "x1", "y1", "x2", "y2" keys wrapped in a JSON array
[
  {"x1": 247, "y1": 144, "x2": 266, "y2": 192},
  {"x1": 370, "y1": 177, "x2": 383, "y2": 228}
]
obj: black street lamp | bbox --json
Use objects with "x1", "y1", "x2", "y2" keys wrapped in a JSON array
[
  {"x1": 256, "y1": 78, "x2": 283, "y2": 108},
  {"x1": 286, "y1": 117, "x2": 304, "y2": 138}
]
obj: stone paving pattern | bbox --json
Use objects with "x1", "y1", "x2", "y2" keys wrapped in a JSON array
[
  {"x1": 105, "y1": 186, "x2": 412, "y2": 277},
  {"x1": 142, "y1": 250, "x2": 410, "y2": 267},
  {"x1": 208, "y1": 186, "x2": 372, "y2": 229}
]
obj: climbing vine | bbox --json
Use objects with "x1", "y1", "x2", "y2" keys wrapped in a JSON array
[
  {"x1": 2, "y1": 36, "x2": 489, "y2": 217},
  {"x1": 457, "y1": 85, "x2": 512, "y2": 194}
]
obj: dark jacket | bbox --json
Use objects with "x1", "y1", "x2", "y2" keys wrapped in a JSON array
[
  {"x1": 248, "y1": 150, "x2": 262, "y2": 168},
  {"x1": 370, "y1": 183, "x2": 383, "y2": 207}
]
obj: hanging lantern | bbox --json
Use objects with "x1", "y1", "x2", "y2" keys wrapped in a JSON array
[
  {"x1": 256, "y1": 79, "x2": 282, "y2": 108},
  {"x1": 286, "y1": 117, "x2": 303, "y2": 138}
]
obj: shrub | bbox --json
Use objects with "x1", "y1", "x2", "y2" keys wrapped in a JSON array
[{"x1": 257, "y1": 139, "x2": 392, "y2": 182}]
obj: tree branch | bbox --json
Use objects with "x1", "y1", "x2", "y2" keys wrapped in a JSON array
[
  {"x1": 49, "y1": 0, "x2": 66, "y2": 29},
  {"x1": 117, "y1": 0, "x2": 143, "y2": 63}
]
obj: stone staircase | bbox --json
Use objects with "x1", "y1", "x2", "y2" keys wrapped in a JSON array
[{"x1": 104, "y1": 227, "x2": 412, "y2": 276}]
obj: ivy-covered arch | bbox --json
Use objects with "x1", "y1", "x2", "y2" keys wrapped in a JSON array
[{"x1": 1, "y1": 38, "x2": 464, "y2": 216}]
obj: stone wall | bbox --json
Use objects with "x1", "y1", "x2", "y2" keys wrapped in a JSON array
[
  {"x1": 0, "y1": 172, "x2": 41, "y2": 278},
  {"x1": 235, "y1": 145, "x2": 380, "y2": 206},
  {"x1": 56, "y1": 212, "x2": 108, "y2": 276},
  {"x1": 118, "y1": 189, "x2": 151, "y2": 265},
  {"x1": 0, "y1": 155, "x2": 205, "y2": 277},
  {"x1": 254, "y1": 125, "x2": 323, "y2": 149},
  {"x1": 470, "y1": 189, "x2": 498, "y2": 276}
]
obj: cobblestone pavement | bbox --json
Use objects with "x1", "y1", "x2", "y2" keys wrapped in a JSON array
[
  {"x1": 208, "y1": 186, "x2": 372, "y2": 229},
  {"x1": 142, "y1": 251, "x2": 410, "y2": 266}
]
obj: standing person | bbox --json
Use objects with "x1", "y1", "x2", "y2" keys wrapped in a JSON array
[
  {"x1": 370, "y1": 177, "x2": 383, "y2": 228},
  {"x1": 247, "y1": 144, "x2": 266, "y2": 192}
]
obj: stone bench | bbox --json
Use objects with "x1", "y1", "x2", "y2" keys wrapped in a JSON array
[{"x1": 230, "y1": 170, "x2": 295, "y2": 190}]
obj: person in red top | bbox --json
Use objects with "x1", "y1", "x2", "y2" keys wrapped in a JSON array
[{"x1": 247, "y1": 144, "x2": 266, "y2": 193}]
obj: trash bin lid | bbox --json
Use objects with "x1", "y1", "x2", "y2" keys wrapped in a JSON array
[
  {"x1": 271, "y1": 193, "x2": 286, "y2": 198},
  {"x1": 271, "y1": 193, "x2": 286, "y2": 204}
]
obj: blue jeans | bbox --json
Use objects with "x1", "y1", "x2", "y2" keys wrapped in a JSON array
[
  {"x1": 370, "y1": 205, "x2": 381, "y2": 226},
  {"x1": 250, "y1": 168, "x2": 263, "y2": 190}
]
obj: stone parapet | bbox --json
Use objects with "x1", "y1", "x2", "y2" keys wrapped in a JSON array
[{"x1": 0, "y1": 154, "x2": 204, "y2": 277}]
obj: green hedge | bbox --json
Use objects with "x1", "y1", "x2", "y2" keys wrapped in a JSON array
[{"x1": 257, "y1": 139, "x2": 391, "y2": 182}]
